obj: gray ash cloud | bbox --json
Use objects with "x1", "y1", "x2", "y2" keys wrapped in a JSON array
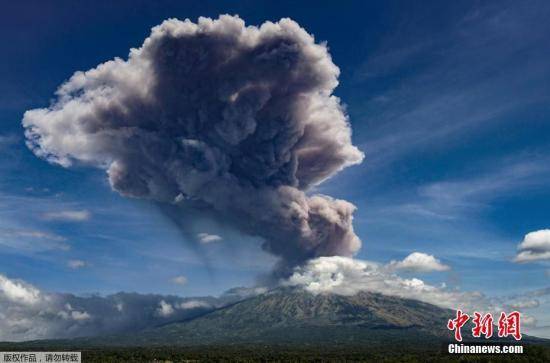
[{"x1": 23, "y1": 15, "x2": 364, "y2": 272}]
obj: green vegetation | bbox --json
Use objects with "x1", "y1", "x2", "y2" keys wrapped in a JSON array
[{"x1": 1, "y1": 344, "x2": 549, "y2": 362}]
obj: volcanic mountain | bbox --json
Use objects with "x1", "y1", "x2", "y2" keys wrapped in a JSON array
[
  {"x1": 7, "y1": 286, "x2": 548, "y2": 355},
  {"x1": 70, "y1": 287, "x2": 458, "y2": 348}
]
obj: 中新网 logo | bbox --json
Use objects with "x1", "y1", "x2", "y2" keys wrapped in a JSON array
[{"x1": 447, "y1": 310, "x2": 522, "y2": 341}]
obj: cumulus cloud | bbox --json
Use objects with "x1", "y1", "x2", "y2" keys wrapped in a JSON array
[
  {"x1": 178, "y1": 300, "x2": 211, "y2": 309},
  {"x1": 42, "y1": 210, "x2": 91, "y2": 222},
  {"x1": 387, "y1": 252, "x2": 450, "y2": 273},
  {"x1": 282, "y1": 255, "x2": 547, "y2": 326},
  {"x1": 514, "y1": 229, "x2": 550, "y2": 262},
  {"x1": 156, "y1": 300, "x2": 175, "y2": 317},
  {"x1": 58, "y1": 304, "x2": 91, "y2": 321},
  {"x1": 171, "y1": 275, "x2": 188, "y2": 285},
  {"x1": 155, "y1": 298, "x2": 220, "y2": 317},
  {"x1": 197, "y1": 233, "x2": 222, "y2": 244},
  {"x1": 0, "y1": 275, "x2": 41, "y2": 305},
  {"x1": 22, "y1": 15, "x2": 364, "y2": 274},
  {"x1": 67, "y1": 260, "x2": 88, "y2": 269},
  {"x1": 283, "y1": 256, "x2": 475, "y2": 310},
  {"x1": 0, "y1": 273, "x2": 232, "y2": 341}
]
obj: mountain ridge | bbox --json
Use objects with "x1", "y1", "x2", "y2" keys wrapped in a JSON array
[
  {"x1": 67, "y1": 287, "x2": 464, "y2": 347},
  {"x1": 5, "y1": 287, "x2": 548, "y2": 349}
]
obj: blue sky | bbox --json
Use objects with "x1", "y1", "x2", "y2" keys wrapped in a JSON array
[{"x1": 1, "y1": 0, "x2": 550, "y2": 336}]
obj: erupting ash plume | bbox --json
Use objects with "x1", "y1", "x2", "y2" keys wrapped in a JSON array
[{"x1": 23, "y1": 15, "x2": 364, "y2": 273}]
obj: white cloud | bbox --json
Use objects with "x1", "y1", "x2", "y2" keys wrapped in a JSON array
[
  {"x1": 514, "y1": 230, "x2": 550, "y2": 263},
  {"x1": 0, "y1": 275, "x2": 41, "y2": 305},
  {"x1": 284, "y1": 256, "x2": 544, "y2": 316},
  {"x1": 515, "y1": 251, "x2": 550, "y2": 262},
  {"x1": 197, "y1": 233, "x2": 222, "y2": 244},
  {"x1": 179, "y1": 300, "x2": 211, "y2": 309},
  {"x1": 0, "y1": 274, "x2": 233, "y2": 341},
  {"x1": 156, "y1": 300, "x2": 175, "y2": 317},
  {"x1": 387, "y1": 252, "x2": 450, "y2": 273},
  {"x1": 71, "y1": 310, "x2": 91, "y2": 321},
  {"x1": 283, "y1": 256, "x2": 479, "y2": 310},
  {"x1": 0, "y1": 271, "x2": 547, "y2": 341},
  {"x1": 171, "y1": 275, "x2": 188, "y2": 285},
  {"x1": 42, "y1": 210, "x2": 91, "y2": 222},
  {"x1": 60, "y1": 303, "x2": 92, "y2": 321},
  {"x1": 522, "y1": 315, "x2": 537, "y2": 327},
  {"x1": 0, "y1": 229, "x2": 69, "y2": 252},
  {"x1": 508, "y1": 300, "x2": 540, "y2": 310},
  {"x1": 2, "y1": 229, "x2": 66, "y2": 242},
  {"x1": 67, "y1": 260, "x2": 88, "y2": 269},
  {"x1": 157, "y1": 297, "x2": 216, "y2": 316},
  {"x1": 282, "y1": 256, "x2": 548, "y2": 335}
]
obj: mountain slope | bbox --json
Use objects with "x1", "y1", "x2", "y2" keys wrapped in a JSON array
[
  {"x1": 77, "y1": 287, "x2": 454, "y2": 347},
  {"x1": 10, "y1": 287, "x2": 548, "y2": 351}
]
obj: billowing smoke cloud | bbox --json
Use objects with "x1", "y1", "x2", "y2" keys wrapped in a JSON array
[{"x1": 22, "y1": 15, "x2": 364, "y2": 273}]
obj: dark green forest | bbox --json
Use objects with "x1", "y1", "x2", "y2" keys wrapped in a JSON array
[{"x1": 1, "y1": 344, "x2": 549, "y2": 362}]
